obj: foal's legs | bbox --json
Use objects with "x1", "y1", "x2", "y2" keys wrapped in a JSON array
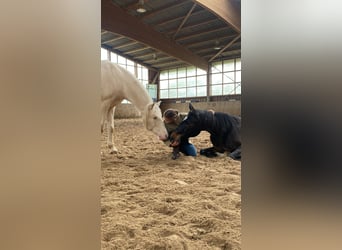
[
  {"x1": 229, "y1": 146, "x2": 241, "y2": 161},
  {"x1": 199, "y1": 147, "x2": 218, "y2": 158}
]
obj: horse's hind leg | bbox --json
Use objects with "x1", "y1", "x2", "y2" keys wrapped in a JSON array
[
  {"x1": 229, "y1": 147, "x2": 241, "y2": 161},
  {"x1": 199, "y1": 147, "x2": 218, "y2": 158}
]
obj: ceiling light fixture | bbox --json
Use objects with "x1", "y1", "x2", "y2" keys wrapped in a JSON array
[
  {"x1": 153, "y1": 53, "x2": 157, "y2": 60},
  {"x1": 214, "y1": 40, "x2": 221, "y2": 50},
  {"x1": 136, "y1": 0, "x2": 147, "y2": 13}
]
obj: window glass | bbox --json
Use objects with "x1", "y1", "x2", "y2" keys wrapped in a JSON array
[
  {"x1": 110, "y1": 52, "x2": 117, "y2": 63},
  {"x1": 160, "y1": 89, "x2": 168, "y2": 98},
  {"x1": 169, "y1": 88, "x2": 177, "y2": 98},
  {"x1": 197, "y1": 68, "x2": 206, "y2": 75},
  {"x1": 235, "y1": 70, "x2": 241, "y2": 82},
  {"x1": 223, "y1": 59, "x2": 235, "y2": 71},
  {"x1": 211, "y1": 85, "x2": 222, "y2": 95},
  {"x1": 178, "y1": 67, "x2": 186, "y2": 78},
  {"x1": 211, "y1": 61, "x2": 222, "y2": 73},
  {"x1": 169, "y1": 68, "x2": 177, "y2": 78},
  {"x1": 160, "y1": 80, "x2": 168, "y2": 89},
  {"x1": 126, "y1": 65, "x2": 135, "y2": 75},
  {"x1": 178, "y1": 88, "x2": 186, "y2": 98},
  {"x1": 137, "y1": 66, "x2": 143, "y2": 79},
  {"x1": 142, "y1": 68, "x2": 148, "y2": 79},
  {"x1": 212, "y1": 73, "x2": 222, "y2": 85},
  {"x1": 197, "y1": 75, "x2": 206, "y2": 86},
  {"x1": 223, "y1": 72, "x2": 235, "y2": 83},
  {"x1": 236, "y1": 58, "x2": 241, "y2": 70},
  {"x1": 223, "y1": 84, "x2": 235, "y2": 95},
  {"x1": 177, "y1": 78, "x2": 186, "y2": 88},
  {"x1": 169, "y1": 79, "x2": 177, "y2": 88},
  {"x1": 187, "y1": 76, "x2": 196, "y2": 87},
  {"x1": 209, "y1": 58, "x2": 241, "y2": 97},
  {"x1": 160, "y1": 70, "x2": 168, "y2": 80},
  {"x1": 101, "y1": 48, "x2": 108, "y2": 60},
  {"x1": 187, "y1": 66, "x2": 196, "y2": 77},
  {"x1": 147, "y1": 84, "x2": 157, "y2": 100},
  {"x1": 117, "y1": 55, "x2": 126, "y2": 65},
  {"x1": 141, "y1": 80, "x2": 148, "y2": 88},
  {"x1": 197, "y1": 86, "x2": 207, "y2": 96},
  {"x1": 126, "y1": 59, "x2": 134, "y2": 66},
  {"x1": 102, "y1": 49, "x2": 240, "y2": 99},
  {"x1": 235, "y1": 84, "x2": 241, "y2": 94},
  {"x1": 187, "y1": 87, "x2": 196, "y2": 97}
]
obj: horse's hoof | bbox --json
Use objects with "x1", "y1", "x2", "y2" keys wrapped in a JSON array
[
  {"x1": 199, "y1": 149, "x2": 206, "y2": 155},
  {"x1": 229, "y1": 152, "x2": 241, "y2": 161},
  {"x1": 200, "y1": 149, "x2": 217, "y2": 158},
  {"x1": 171, "y1": 153, "x2": 180, "y2": 160},
  {"x1": 109, "y1": 148, "x2": 118, "y2": 154},
  {"x1": 206, "y1": 152, "x2": 218, "y2": 158}
]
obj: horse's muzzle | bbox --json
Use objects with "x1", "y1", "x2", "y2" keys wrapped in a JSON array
[{"x1": 158, "y1": 134, "x2": 168, "y2": 141}]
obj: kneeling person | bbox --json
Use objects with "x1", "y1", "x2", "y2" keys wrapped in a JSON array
[{"x1": 162, "y1": 109, "x2": 197, "y2": 159}]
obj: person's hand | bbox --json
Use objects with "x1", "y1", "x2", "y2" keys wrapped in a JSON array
[{"x1": 169, "y1": 131, "x2": 181, "y2": 147}]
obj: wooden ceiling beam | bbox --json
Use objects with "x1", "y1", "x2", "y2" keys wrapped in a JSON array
[
  {"x1": 115, "y1": 41, "x2": 139, "y2": 49},
  {"x1": 203, "y1": 49, "x2": 241, "y2": 59},
  {"x1": 125, "y1": 46, "x2": 152, "y2": 55},
  {"x1": 154, "y1": 61, "x2": 189, "y2": 69},
  {"x1": 193, "y1": 41, "x2": 240, "y2": 53},
  {"x1": 145, "y1": 56, "x2": 174, "y2": 64},
  {"x1": 185, "y1": 34, "x2": 237, "y2": 48},
  {"x1": 176, "y1": 26, "x2": 228, "y2": 41},
  {"x1": 166, "y1": 18, "x2": 217, "y2": 35},
  {"x1": 102, "y1": 0, "x2": 208, "y2": 71},
  {"x1": 155, "y1": 9, "x2": 206, "y2": 27},
  {"x1": 134, "y1": 53, "x2": 157, "y2": 60},
  {"x1": 209, "y1": 34, "x2": 241, "y2": 61},
  {"x1": 134, "y1": 51, "x2": 164, "y2": 58},
  {"x1": 102, "y1": 35, "x2": 125, "y2": 44},
  {"x1": 172, "y1": 3, "x2": 197, "y2": 39},
  {"x1": 141, "y1": 0, "x2": 189, "y2": 20},
  {"x1": 193, "y1": 0, "x2": 240, "y2": 33}
]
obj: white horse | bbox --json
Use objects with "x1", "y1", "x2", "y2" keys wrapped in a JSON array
[{"x1": 101, "y1": 60, "x2": 168, "y2": 153}]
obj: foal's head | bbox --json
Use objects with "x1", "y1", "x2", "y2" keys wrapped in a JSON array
[{"x1": 170, "y1": 103, "x2": 203, "y2": 146}]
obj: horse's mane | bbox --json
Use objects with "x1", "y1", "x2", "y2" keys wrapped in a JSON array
[
  {"x1": 211, "y1": 112, "x2": 241, "y2": 134},
  {"x1": 198, "y1": 109, "x2": 215, "y2": 126},
  {"x1": 142, "y1": 103, "x2": 153, "y2": 128},
  {"x1": 189, "y1": 109, "x2": 240, "y2": 135},
  {"x1": 102, "y1": 61, "x2": 152, "y2": 112}
]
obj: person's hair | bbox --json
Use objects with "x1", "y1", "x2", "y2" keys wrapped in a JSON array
[{"x1": 163, "y1": 109, "x2": 178, "y2": 119}]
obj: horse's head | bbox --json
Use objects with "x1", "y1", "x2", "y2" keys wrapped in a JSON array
[
  {"x1": 143, "y1": 101, "x2": 168, "y2": 141},
  {"x1": 170, "y1": 103, "x2": 202, "y2": 147}
]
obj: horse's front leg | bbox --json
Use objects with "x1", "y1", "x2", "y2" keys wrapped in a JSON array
[
  {"x1": 106, "y1": 107, "x2": 118, "y2": 154},
  {"x1": 171, "y1": 146, "x2": 181, "y2": 160}
]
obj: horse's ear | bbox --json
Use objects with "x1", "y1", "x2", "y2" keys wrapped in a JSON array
[
  {"x1": 189, "y1": 103, "x2": 195, "y2": 111},
  {"x1": 148, "y1": 103, "x2": 154, "y2": 110},
  {"x1": 148, "y1": 101, "x2": 161, "y2": 110}
]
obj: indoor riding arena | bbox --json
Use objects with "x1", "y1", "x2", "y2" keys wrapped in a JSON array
[{"x1": 101, "y1": 1, "x2": 241, "y2": 249}]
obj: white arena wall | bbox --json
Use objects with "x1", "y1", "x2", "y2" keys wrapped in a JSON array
[{"x1": 114, "y1": 100, "x2": 241, "y2": 118}]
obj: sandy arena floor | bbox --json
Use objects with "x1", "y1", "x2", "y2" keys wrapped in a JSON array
[{"x1": 101, "y1": 118, "x2": 241, "y2": 250}]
